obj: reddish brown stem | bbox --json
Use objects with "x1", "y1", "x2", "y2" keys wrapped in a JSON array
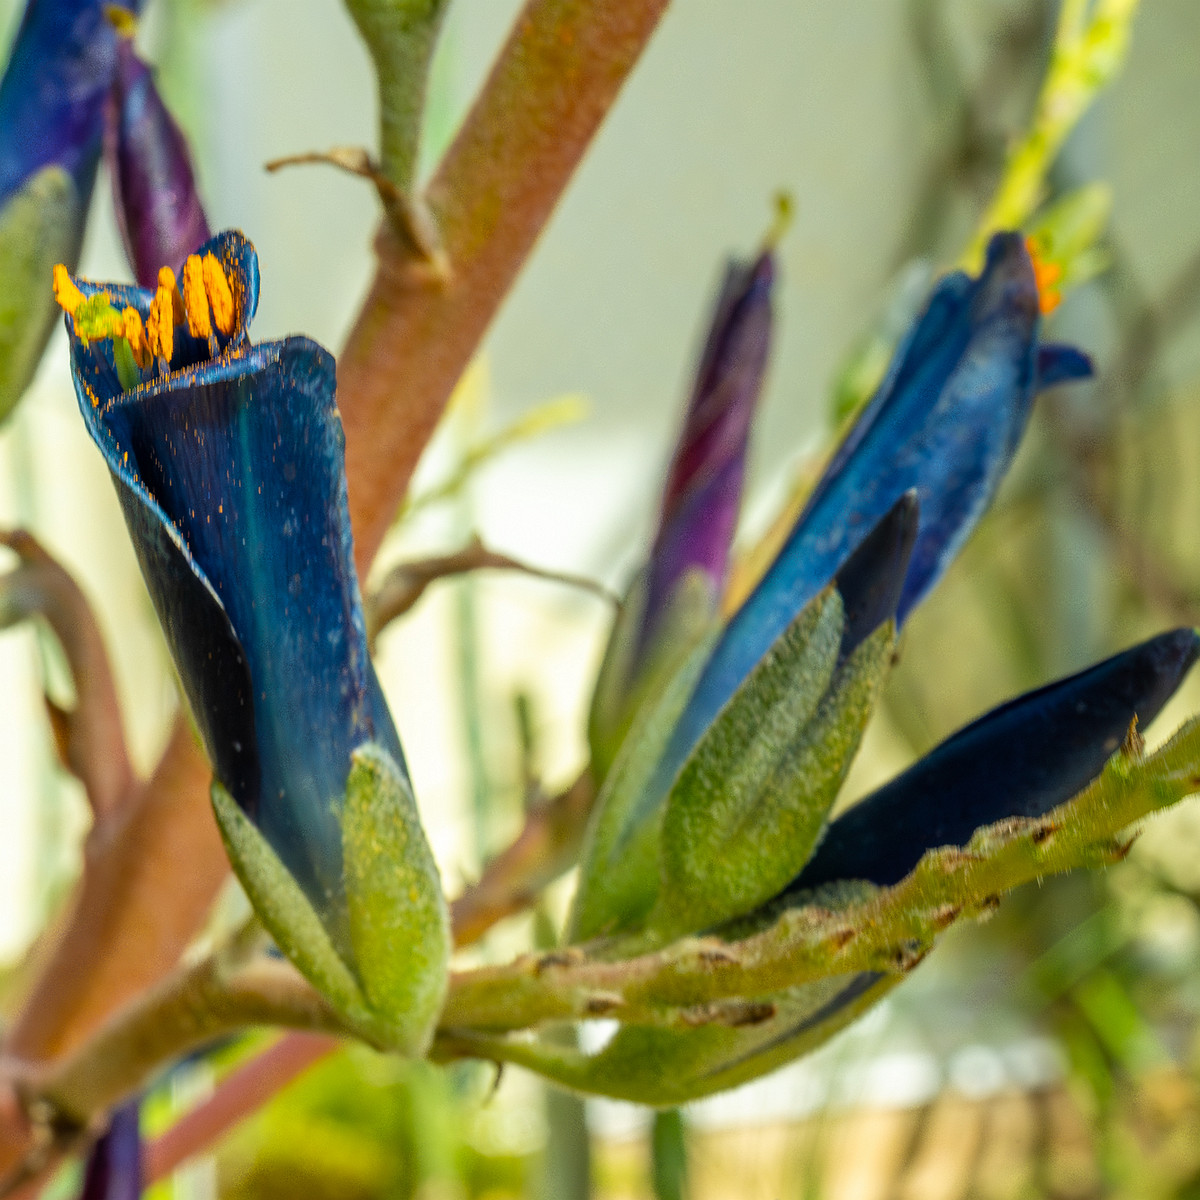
[
  {"x1": 341, "y1": 0, "x2": 673, "y2": 572},
  {"x1": 450, "y1": 772, "x2": 595, "y2": 946},
  {"x1": 5, "y1": 721, "x2": 223, "y2": 1066},
  {"x1": 0, "y1": 530, "x2": 133, "y2": 820}
]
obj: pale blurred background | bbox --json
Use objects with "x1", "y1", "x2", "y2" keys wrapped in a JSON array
[{"x1": 4, "y1": 2, "x2": 1200, "y2": 1197}]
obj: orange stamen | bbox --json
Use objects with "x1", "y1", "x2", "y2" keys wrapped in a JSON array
[
  {"x1": 122, "y1": 307, "x2": 150, "y2": 369},
  {"x1": 202, "y1": 254, "x2": 235, "y2": 335},
  {"x1": 146, "y1": 281, "x2": 175, "y2": 364},
  {"x1": 1025, "y1": 237, "x2": 1063, "y2": 315},
  {"x1": 52, "y1": 264, "x2": 85, "y2": 316},
  {"x1": 182, "y1": 255, "x2": 212, "y2": 340},
  {"x1": 157, "y1": 266, "x2": 185, "y2": 326}
]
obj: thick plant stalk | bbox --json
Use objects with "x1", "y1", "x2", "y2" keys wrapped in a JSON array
[{"x1": 340, "y1": 0, "x2": 674, "y2": 571}]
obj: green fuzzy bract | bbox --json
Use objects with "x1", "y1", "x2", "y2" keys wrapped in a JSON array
[
  {"x1": 0, "y1": 166, "x2": 79, "y2": 423},
  {"x1": 344, "y1": 744, "x2": 450, "y2": 1055},
  {"x1": 212, "y1": 742, "x2": 449, "y2": 1054}
]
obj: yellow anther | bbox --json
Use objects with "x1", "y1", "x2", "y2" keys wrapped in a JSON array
[
  {"x1": 103, "y1": 5, "x2": 138, "y2": 38},
  {"x1": 1025, "y1": 237, "x2": 1064, "y2": 316},
  {"x1": 72, "y1": 292, "x2": 125, "y2": 343},
  {"x1": 157, "y1": 266, "x2": 185, "y2": 327},
  {"x1": 146, "y1": 284, "x2": 175, "y2": 364},
  {"x1": 122, "y1": 307, "x2": 150, "y2": 369},
  {"x1": 182, "y1": 255, "x2": 212, "y2": 340},
  {"x1": 52, "y1": 264, "x2": 85, "y2": 316},
  {"x1": 202, "y1": 253, "x2": 235, "y2": 335}
]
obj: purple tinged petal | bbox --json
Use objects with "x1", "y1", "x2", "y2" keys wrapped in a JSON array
[
  {"x1": 107, "y1": 38, "x2": 210, "y2": 286},
  {"x1": 639, "y1": 250, "x2": 774, "y2": 649},
  {"x1": 79, "y1": 1100, "x2": 141, "y2": 1200}
]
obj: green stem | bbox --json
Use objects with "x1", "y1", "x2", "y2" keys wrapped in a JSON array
[
  {"x1": 22, "y1": 952, "x2": 346, "y2": 1131},
  {"x1": 442, "y1": 719, "x2": 1200, "y2": 1033},
  {"x1": 343, "y1": 0, "x2": 451, "y2": 194}
]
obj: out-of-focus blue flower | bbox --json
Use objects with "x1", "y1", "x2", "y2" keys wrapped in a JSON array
[
  {"x1": 58, "y1": 230, "x2": 406, "y2": 943},
  {"x1": 79, "y1": 1099, "x2": 141, "y2": 1200},
  {"x1": 0, "y1": 0, "x2": 143, "y2": 420},
  {"x1": 106, "y1": 29, "x2": 211, "y2": 287},
  {"x1": 0, "y1": 0, "x2": 138, "y2": 206},
  {"x1": 654, "y1": 232, "x2": 1093, "y2": 796}
]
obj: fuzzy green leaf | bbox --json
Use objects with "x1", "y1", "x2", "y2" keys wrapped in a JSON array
[
  {"x1": 589, "y1": 566, "x2": 719, "y2": 783},
  {"x1": 655, "y1": 617, "x2": 894, "y2": 939},
  {"x1": 211, "y1": 782, "x2": 367, "y2": 1020},
  {"x1": 570, "y1": 620, "x2": 721, "y2": 943},
  {"x1": 343, "y1": 743, "x2": 450, "y2": 1055},
  {"x1": 0, "y1": 166, "x2": 80, "y2": 423}
]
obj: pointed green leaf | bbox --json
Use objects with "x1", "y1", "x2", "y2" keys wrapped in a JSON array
[
  {"x1": 652, "y1": 597, "x2": 893, "y2": 938},
  {"x1": 570, "y1": 619, "x2": 721, "y2": 942},
  {"x1": 343, "y1": 743, "x2": 450, "y2": 1055},
  {"x1": 211, "y1": 782, "x2": 367, "y2": 1019},
  {"x1": 0, "y1": 166, "x2": 80, "y2": 423}
]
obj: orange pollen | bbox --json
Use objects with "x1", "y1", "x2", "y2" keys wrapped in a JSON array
[
  {"x1": 52, "y1": 264, "x2": 85, "y2": 315},
  {"x1": 202, "y1": 253, "x2": 235, "y2": 335},
  {"x1": 122, "y1": 307, "x2": 150, "y2": 369},
  {"x1": 182, "y1": 255, "x2": 213, "y2": 340},
  {"x1": 146, "y1": 283, "x2": 175, "y2": 363},
  {"x1": 1025, "y1": 237, "x2": 1063, "y2": 315},
  {"x1": 157, "y1": 266, "x2": 185, "y2": 326}
]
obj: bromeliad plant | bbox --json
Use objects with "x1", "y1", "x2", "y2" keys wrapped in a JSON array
[{"x1": 0, "y1": 0, "x2": 1197, "y2": 1190}]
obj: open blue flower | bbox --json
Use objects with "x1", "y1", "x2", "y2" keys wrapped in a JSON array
[{"x1": 60, "y1": 230, "x2": 406, "y2": 945}]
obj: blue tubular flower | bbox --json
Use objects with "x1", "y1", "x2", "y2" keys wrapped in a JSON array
[
  {"x1": 79, "y1": 1100, "x2": 141, "y2": 1200},
  {"x1": 106, "y1": 30, "x2": 212, "y2": 287},
  {"x1": 0, "y1": 0, "x2": 137, "y2": 206},
  {"x1": 60, "y1": 231, "x2": 407, "y2": 941},
  {"x1": 652, "y1": 232, "x2": 1093, "y2": 795},
  {"x1": 0, "y1": 0, "x2": 142, "y2": 420}
]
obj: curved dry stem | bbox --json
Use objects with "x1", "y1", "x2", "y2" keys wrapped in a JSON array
[{"x1": 0, "y1": 530, "x2": 132, "y2": 820}]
